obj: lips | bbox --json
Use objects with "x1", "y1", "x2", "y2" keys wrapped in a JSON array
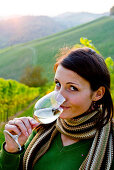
[{"x1": 60, "y1": 105, "x2": 70, "y2": 109}]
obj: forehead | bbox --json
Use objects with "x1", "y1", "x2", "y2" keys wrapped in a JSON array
[{"x1": 55, "y1": 65, "x2": 91, "y2": 88}]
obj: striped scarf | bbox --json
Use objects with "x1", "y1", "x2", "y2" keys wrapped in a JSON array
[{"x1": 23, "y1": 108, "x2": 113, "y2": 170}]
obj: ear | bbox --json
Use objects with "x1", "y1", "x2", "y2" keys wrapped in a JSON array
[{"x1": 92, "y1": 86, "x2": 105, "y2": 102}]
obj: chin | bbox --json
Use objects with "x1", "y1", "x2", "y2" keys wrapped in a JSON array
[
  {"x1": 59, "y1": 113, "x2": 66, "y2": 119},
  {"x1": 59, "y1": 111, "x2": 81, "y2": 119},
  {"x1": 59, "y1": 113, "x2": 71, "y2": 119}
]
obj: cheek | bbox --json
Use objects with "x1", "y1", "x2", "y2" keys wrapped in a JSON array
[
  {"x1": 69, "y1": 94, "x2": 83, "y2": 104},
  {"x1": 69, "y1": 93, "x2": 92, "y2": 107}
]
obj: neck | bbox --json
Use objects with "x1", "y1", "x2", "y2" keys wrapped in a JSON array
[{"x1": 61, "y1": 133, "x2": 80, "y2": 146}]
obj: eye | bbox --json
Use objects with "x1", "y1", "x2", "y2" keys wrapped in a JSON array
[
  {"x1": 70, "y1": 86, "x2": 78, "y2": 91},
  {"x1": 55, "y1": 80, "x2": 61, "y2": 89}
]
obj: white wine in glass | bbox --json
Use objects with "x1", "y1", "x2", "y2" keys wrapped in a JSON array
[{"x1": 34, "y1": 91, "x2": 65, "y2": 124}]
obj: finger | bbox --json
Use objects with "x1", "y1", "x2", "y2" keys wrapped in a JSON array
[
  {"x1": 27, "y1": 117, "x2": 40, "y2": 127},
  {"x1": 17, "y1": 117, "x2": 38, "y2": 133},
  {"x1": 20, "y1": 117, "x2": 32, "y2": 135},
  {"x1": 5, "y1": 124, "x2": 21, "y2": 135},
  {"x1": 13, "y1": 119, "x2": 29, "y2": 137},
  {"x1": 8, "y1": 119, "x2": 16, "y2": 125}
]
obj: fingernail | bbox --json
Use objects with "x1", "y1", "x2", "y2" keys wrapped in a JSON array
[
  {"x1": 31, "y1": 120, "x2": 38, "y2": 124},
  {"x1": 18, "y1": 132, "x2": 21, "y2": 136},
  {"x1": 28, "y1": 129, "x2": 32, "y2": 134},
  {"x1": 25, "y1": 132, "x2": 29, "y2": 137}
]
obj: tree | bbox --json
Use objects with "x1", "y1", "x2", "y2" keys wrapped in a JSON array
[
  {"x1": 20, "y1": 66, "x2": 47, "y2": 87},
  {"x1": 110, "y1": 6, "x2": 114, "y2": 16}
]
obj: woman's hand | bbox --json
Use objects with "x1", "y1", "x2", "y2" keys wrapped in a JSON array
[{"x1": 4, "y1": 117, "x2": 39, "y2": 153}]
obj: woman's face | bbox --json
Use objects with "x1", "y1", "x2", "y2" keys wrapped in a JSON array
[{"x1": 54, "y1": 65, "x2": 95, "y2": 119}]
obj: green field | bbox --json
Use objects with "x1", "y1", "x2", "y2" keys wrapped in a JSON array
[{"x1": 0, "y1": 16, "x2": 114, "y2": 82}]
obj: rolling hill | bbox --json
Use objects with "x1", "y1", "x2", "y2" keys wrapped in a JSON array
[
  {"x1": 0, "y1": 16, "x2": 114, "y2": 82},
  {"x1": 54, "y1": 12, "x2": 108, "y2": 29},
  {"x1": 0, "y1": 16, "x2": 65, "y2": 49},
  {"x1": 0, "y1": 12, "x2": 107, "y2": 49}
]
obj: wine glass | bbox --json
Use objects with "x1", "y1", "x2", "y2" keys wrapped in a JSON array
[
  {"x1": 33, "y1": 91, "x2": 65, "y2": 124},
  {"x1": 3, "y1": 130, "x2": 22, "y2": 150},
  {"x1": 3, "y1": 91, "x2": 65, "y2": 150}
]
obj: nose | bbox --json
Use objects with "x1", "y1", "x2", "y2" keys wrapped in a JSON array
[
  {"x1": 57, "y1": 88, "x2": 67, "y2": 101},
  {"x1": 56, "y1": 92, "x2": 66, "y2": 105}
]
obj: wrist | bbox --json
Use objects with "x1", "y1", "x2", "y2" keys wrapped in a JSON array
[{"x1": 4, "y1": 143, "x2": 20, "y2": 153}]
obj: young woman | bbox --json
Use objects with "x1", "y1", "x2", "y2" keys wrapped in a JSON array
[{"x1": 0, "y1": 47, "x2": 113, "y2": 170}]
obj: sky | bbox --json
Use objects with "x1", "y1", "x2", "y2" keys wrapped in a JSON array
[{"x1": 0, "y1": 0, "x2": 114, "y2": 17}]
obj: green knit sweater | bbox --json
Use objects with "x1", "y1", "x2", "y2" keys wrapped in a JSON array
[{"x1": 0, "y1": 131, "x2": 113, "y2": 170}]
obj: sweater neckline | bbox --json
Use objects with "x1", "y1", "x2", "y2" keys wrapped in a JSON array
[{"x1": 55, "y1": 132, "x2": 92, "y2": 152}]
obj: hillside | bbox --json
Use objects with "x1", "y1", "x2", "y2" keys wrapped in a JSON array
[
  {"x1": 0, "y1": 12, "x2": 107, "y2": 49},
  {"x1": 0, "y1": 16, "x2": 114, "y2": 82},
  {"x1": 0, "y1": 16, "x2": 65, "y2": 49},
  {"x1": 54, "y1": 12, "x2": 108, "y2": 28}
]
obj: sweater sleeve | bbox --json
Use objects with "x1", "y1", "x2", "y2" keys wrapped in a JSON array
[{"x1": 0, "y1": 130, "x2": 37, "y2": 170}]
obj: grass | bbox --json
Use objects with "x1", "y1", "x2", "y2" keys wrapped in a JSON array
[
  {"x1": 0, "y1": 16, "x2": 114, "y2": 82},
  {"x1": 0, "y1": 124, "x2": 5, "y2": 150}
]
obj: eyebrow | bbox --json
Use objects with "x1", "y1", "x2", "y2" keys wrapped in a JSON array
[
  {"x1": 66, "y1": 82, "x2": 80, "y2": 86},
  {"x1": 54, "y1": 78, "x2": 80, "y2": 86}
]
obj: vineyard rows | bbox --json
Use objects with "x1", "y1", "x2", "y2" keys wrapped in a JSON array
[{"x1": 0, "y1": 78, "x2": 40, "y2": 122}]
